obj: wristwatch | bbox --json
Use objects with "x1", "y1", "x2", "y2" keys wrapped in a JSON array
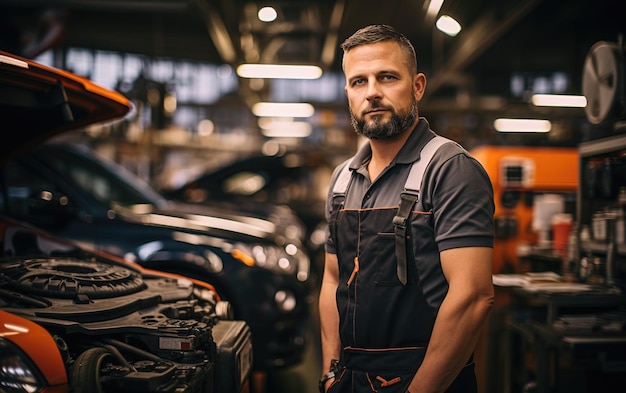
[{"x1": 318, "y1": 359, "x2": 340, "y2": 393}]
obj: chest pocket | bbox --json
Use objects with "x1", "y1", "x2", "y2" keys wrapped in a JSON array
[{"x1": 378, "y1": 209, "x2": 436, "y2": 286}]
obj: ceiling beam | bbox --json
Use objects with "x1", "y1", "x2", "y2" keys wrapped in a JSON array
[
  {"x1": 192, "y1": 0, "x2": 237, "y2": 63},
  {"x1": 321, "y1": 0, "x2": 346, "y2": 68},
  {"x1": 3, "y1": 0, "x2": 190, "y2": 12},
  {"x1": 425, "y1": 0, "x2": 541, "y2": 97}
]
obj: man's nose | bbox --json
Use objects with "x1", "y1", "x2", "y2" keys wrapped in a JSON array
[{"x1": 365, "y1": 79, "x2": 382, "y2": 100}]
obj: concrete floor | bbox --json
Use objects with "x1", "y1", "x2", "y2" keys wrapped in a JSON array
[
  {"x1": 241, "y1": 289, "x2": 322, "y2": 393},
  {"x1": 266, "y1": 293, "x2": 322, "y2": 393}
]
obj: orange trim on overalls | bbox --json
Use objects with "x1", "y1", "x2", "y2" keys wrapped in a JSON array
[
  {"x1": 347, "y1": 256, "x2": 359, "y2": 285},
  {"x1": 376, "y1": 375, "x2": 402, "y2": 387}
]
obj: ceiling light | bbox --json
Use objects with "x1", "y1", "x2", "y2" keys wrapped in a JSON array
[
  {"x1": 258, "y1": 6, "x2": 277, "y2": 22},
  {"x1": 252, "y1": 102, "x2": 315, "y2": 118},
  {"x1": 236, "y1": 64, "x2": 322, "y2": 79},
  {"x1": 531, "y1": 94, "x2": 587, "y2": 108},
  {"x1": 258, "y1": 118, "x2": 312, "y2": 138},
  {"x1": 197, "y1": 119, "x2": 215, "y2": 136},
  {"x1": 494, "y1": 118, "x2": 551, "y2": 133},
  {"x1": 436, "y1": 15, "x2": 461, "y2": 37}
]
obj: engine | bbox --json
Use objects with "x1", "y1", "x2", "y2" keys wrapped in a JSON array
[{"x1": 0, "y1": 257, "x2": 253, "y2": 392}]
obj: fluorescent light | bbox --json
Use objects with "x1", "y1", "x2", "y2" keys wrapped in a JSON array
[
  {"x1": 436, "y1": 15, "x2": 461, "y2": 37},
  {"x1": 258, "y1": 118, "x2": 312, "y2": 138},
  {"x1": 252, "y1": 102, "x2": 315, "y2": 118},
  {"x1": 531, "y1": 94, "x2": 587, "y2": 108},
  {"x1": 494, "y1": 118, "x2": 551, "y2": 133},
  {"x1": 236, "y1": 64, "x2": 322, "y2": 79}
]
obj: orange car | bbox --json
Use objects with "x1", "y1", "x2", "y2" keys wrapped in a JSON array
[{"x1": 0, "y1": 51, "x2": 252, "y2": 392}]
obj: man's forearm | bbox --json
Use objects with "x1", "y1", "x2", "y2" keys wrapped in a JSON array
[
  {"x1": 319, "y1": 279, "x2": 341, "y2": 371},
  {"x1": 406, "y1": 288, "x2": 493, "y2": 393},
  {"x1": 319, "y1": 252, "x2": 342, "y2": 372}
]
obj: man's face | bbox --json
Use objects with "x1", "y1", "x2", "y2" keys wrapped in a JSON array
[{"x1": 343, "y1": 41, "x2": 425, "y2": 140}]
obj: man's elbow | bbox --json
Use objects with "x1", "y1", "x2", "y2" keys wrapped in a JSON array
[{"x1": 478, "y1": 288, "x2": 495, "y2": 317}]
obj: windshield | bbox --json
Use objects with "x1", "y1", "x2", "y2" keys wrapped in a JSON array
[{"x1": 39, "y1": 144, "x2": 166, "y2": 207}]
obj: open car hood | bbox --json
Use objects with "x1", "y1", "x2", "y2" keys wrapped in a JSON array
[{"x1": 0, "y1": 51, "x2": 131, "y2": 164}]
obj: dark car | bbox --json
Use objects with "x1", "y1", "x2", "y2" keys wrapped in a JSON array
[
  {"x1": 2, "y1": 138, "x2": 313, "y2": 371},
  {"x1": 0, "y1": 50, "x2": 252, "y2": 392},
  {"x1": 162, "y1": 152, "x2": 341, "y2": 283}
]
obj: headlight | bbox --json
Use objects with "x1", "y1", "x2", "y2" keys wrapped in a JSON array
[
  {"x1": 275, "y1": 289, "x2": 297, "y2": 312},
  {"x1": 231, "y1": 242, "x2": 310, "y2": 281},
  {"x1": 252, "y1": 244, "x2": 296, "y2": 275},
  {"x1": 0, "y1": 337, "x2": 45, "y2": 393}
]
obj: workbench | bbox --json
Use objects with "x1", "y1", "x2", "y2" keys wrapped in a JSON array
[{"x1": 497, "y1": 283, "x2": 626, "y2": 393}]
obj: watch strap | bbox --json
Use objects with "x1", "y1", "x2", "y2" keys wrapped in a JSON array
[{"x1": 318, "y1": 359, "x2": 340, "y2": 393}]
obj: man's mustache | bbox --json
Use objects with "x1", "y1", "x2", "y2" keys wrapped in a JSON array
[{"x1": 363, "y1": 102, "x2": 393, "y2": 115}]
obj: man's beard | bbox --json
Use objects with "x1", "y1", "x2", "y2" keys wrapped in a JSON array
[{"x1": 350, "y1": 97, "x2": 418, "y2": 140}]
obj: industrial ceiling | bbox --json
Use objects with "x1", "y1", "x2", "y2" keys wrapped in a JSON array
[{"x1": 1, "y1": 0, "x2": 624, "y2": 147}]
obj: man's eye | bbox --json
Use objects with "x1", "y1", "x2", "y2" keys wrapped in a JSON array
[{"x1": 352, "y1": 79, "x2": 365, "y2": 86}]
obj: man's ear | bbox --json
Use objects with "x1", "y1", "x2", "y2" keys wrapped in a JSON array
[{"x1": 414, "y1": 73, "x2": 427, "y2": 100}]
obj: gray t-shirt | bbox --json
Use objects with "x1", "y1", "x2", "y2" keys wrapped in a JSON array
[{"x1": 325, "y1": 118, "x2": 494, "y2": 255}]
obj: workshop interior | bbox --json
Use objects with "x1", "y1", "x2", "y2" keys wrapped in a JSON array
[{"x1": 1, "y1": 1, "x2": 626, "y2": 393}]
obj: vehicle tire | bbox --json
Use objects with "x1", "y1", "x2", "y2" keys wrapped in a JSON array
[{"x1": 69, "y1": 347, "x2": 124, "y2": 393}]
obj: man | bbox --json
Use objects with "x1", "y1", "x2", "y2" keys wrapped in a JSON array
[{"x1": 318, "y1": 24, "x2": 495, "y2": 393}]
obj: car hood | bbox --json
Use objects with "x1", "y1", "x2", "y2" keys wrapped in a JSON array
[
  {"x1": 168, "y1": 199, "x2": 308, "y2": 243},
  {"x1": 113, "y1": 199, "x2": 301, "y2": 245},
  {"x1": 0, "y1": 51, "x2": 131, "y2": 164}
]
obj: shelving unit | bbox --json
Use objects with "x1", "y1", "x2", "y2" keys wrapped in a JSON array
[
  {"x1": 577, "y1": 133, "x2": 626, "y2": 288},
  {"x1": 484, "y1": 133, "x2": 626, "y2": 393}
]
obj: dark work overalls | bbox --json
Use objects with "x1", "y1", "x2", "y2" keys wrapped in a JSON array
[{"x1": 326, "y1": 136, "x2": 477, "y2": 393}]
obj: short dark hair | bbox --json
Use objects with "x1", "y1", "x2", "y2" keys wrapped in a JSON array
[{"x1": 340, "y1": 24, "x2": 418, "y2": 75}]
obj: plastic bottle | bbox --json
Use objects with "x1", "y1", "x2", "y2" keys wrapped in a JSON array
[{"x1": 564, "y1": 222, "x2": 578, "y2": 281}]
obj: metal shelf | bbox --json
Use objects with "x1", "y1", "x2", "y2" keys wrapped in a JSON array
[{"x1": 580, "y1": 241, "x2": 626, "y2": 255}]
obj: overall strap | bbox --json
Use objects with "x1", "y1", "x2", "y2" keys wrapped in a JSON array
[
  {"x1": 332, "y1": 158, "x2": 353, "y2": 197},
  {"x1": 393, "y1": 136, "x2": 453, "y2": 285},
  {"x1": 330, "y1": 158, "x2": 353, "y2": 246}
]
